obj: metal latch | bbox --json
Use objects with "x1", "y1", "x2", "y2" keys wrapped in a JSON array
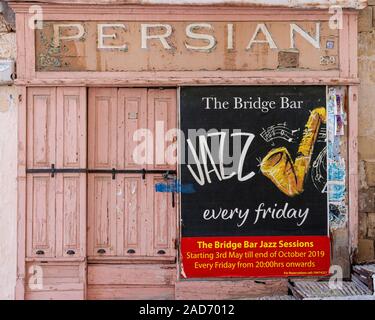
[
  {"x1": 26, "y1": 164, "x2": 87, "y2": 177},
  {"x1": 163, "y1": 170, "x2": 177, "y2": 208}
]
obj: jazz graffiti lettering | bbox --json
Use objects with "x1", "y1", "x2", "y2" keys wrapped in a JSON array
[{"x1": 186, "y1": 107, "x2": 326, "y2": 197}]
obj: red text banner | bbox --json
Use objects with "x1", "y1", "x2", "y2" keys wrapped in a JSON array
[{"x1": 181, "y1": 236, "x2": 330, "y2": 278}]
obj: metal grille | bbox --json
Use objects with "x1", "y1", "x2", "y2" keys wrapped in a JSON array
[{"x1": 289, "y1": 279, "x2": 372, "y2": 300}]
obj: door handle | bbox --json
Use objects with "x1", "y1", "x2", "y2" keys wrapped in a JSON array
[
  {"x1": 158, "y1": 250, "x2": 166, "y2": 255},
  {"x1": 97, "y1": 249, "x2": 106, "y2": 254},
  {"x1": 127, "y1": 249, "x2": 136, "y2": 254},
  {"x1": 36, "y1": 250, "x2": 45, "y2": 255},
  {"x1": 66, "y1": 250, "x2": 75, "y2": 256}
]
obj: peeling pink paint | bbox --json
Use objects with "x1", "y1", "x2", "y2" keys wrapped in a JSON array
[{"x1": 5, "y1": 0, "x2": 367, "y2": 10}]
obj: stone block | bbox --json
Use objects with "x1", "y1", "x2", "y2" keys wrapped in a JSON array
[
  {"x1": 359, "y1": 7, "x2": 374, "y2": 32},
  {"x1": 365, "y1": 161, "x2": 375, "y2": 187},
  {"x1": 359, "y1": 31, "x2": 375, "y2": 58},
  {"x1": 359, "y1": 160, "x2": 368, "y2": 189},
  {"x1": 359, "y1": 212, "x2": 368, "y2": 239},
  {"x1": 0, "y1": 32, "x2": 16, "y2": 60},
  {"x1": 367, "y1": 212, "x2": 375, "y2": 238},
  {"x1": 359, "y1": 187, "x2": 375, "y2": 212},
  {"x1": 359, "y1": 136, "x2": 375, "y2": 161},
  {"x1": 0, "y1": 3, "x2": 15, "y2": 31},
  {"x1": 278, "y1": 50, "x2": 299, "y2": 68},
  {"x1": 357, "y1": 239, "x2": 375, "y2": 262},
  {"x1": 358, "y1": 102, "x2": 375, "y2": 137},
  {"x1": 0, "y1": 15, "x2": 11, "y2": 33}
]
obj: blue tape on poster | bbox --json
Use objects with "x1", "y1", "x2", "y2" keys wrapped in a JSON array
[{"x1": 155, "y1": 180, "x2": 196, "y2": 194}]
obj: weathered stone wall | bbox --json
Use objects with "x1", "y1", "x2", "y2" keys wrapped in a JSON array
[
  {"x1": 358, "y1": 1, "x2": 375, "y2": 262},
  {"x1": 0, "y1": 2, "x2": 17, "y2": 300}
]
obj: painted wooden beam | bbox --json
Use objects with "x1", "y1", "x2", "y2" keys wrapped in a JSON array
[
  {"x1": 5, "y1": 0, "x2": 368, "y2": 10},
  {"x1": 175, "y1": 279, "x2": 288, "y2": 300}
]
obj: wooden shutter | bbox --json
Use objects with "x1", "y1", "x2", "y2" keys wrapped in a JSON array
[
  {"x1": 117, "y1": 88, "x2": 148, "y2": 169},
  {"x1": 117, "y1": 89, "x2": 148, "y2": 257},
  {"x1": 146, "y1": 175, "x2": 177, "y2": 258},
  {"x1": 27, "y1": 88, "x2": 57, "y2": 258},
  {"x1": 88, "y1": 88, "x2": 117, "y2": 257},
  {"x1": 116, "y1": 174, "x2": 147, "y2": 257},
  {"x1": 147, "y1": 89, "x2": 177, "y2": 258},
  {"x1": 87, "y1": 88, "x2": 177, "y2": 260},
  {"x1": 148, "y1": 89, "x2": 177, "y2": 170},
  {"x1": 55, "y1": 88, "x2": 87, "y2": 258},
  {"x1": 26, "y1": 87, "x2": 86, "y2": 259}
]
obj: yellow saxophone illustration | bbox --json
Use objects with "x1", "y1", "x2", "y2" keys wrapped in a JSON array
[{"x1": 260, "y1": 107, "x2": 326, "y2": 197}]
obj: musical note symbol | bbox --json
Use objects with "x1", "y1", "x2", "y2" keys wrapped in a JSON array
[{"x1": 260, "y1": 123, "x2": 300, "y2": 144}]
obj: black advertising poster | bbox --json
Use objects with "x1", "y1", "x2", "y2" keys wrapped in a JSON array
[{"x1": 179, "y1": 86, "x2": 330, "y2": 278}]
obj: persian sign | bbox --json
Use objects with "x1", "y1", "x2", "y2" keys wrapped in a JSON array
[
  {"x1": 180, "y1": 86, "x2": 330, "y2": 278},
  {"x1": 35, "y1": 21, "x2": 338, "y2": 72}
]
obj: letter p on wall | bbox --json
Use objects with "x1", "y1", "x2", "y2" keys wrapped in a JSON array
[{"x1": 53, "y1": 24, "x2": 85, "y2": 48}]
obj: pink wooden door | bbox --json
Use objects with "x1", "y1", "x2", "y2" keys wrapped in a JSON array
[
  {"x1": 88, "y1": 88, "x2": 118, "y2": 257},
  {"x1": 26, "y1": 173, "x2": 56, "y2": 258},
  {"x1": 148, "y1": 89, "x2": 177, "y2": 171},
  {"x1": 55, "y1": 88, "x2": 87, "y2": 258},
  {"x1": 147, "y1": 89, "x2": 177, "y2": 258},
  {"x1": 26, "y1": 87, "x2": 86, "y2": 259},
  {"x1": 27, "y1": 88, "x2": 57, "y2": 258},
  {"x1": 117, "y1": 89, "x2": 148, "y2": 257},
  {"x1": 88, "y1": 88, "x2": 177, "y2": 260}
]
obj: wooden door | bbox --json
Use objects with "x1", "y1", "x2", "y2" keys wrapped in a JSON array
[
  {"x1": 146, "y1": 90, "x2": 177, "y2": 258},
  {"x1": 87, "y1": 88, "x2": 177, "y2": 261},
  {"x1": 26, "y1": 87, "x2": 86, "y2": 259},
  {"x1": 87, "y1": 88, "x2": 117, "y2": 257},
  {"x1": 27, "y1": 88, "x2": 56, "y2": 258},
  {"x1": 55, "y1": 88, "x2": 87, "y2": 258}
]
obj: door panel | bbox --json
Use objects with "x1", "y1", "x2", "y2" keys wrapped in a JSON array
[
  {"x1": 27, "y1": 87, "x2": 56, "y2": 169},
  {"x1": 88, "y1": 88, "x2": 177, "y2": 260},
  {"x1": 116, "y1": 175, "x2": 147, "y2": 257},
  {"x1": 88, "y1": 88, "x2": 118, "y2": 258},
  {"x1": 147, "y1": 175, "x2": 177, "y2": 258},
  {"x1": 26, "y1": 174, "x2": 56, "y2": 258},
  {"x1": 148, "y1": 89, "x2": 177, "y2": 170},
  {"x1": 27, "y1": 88, "x2": 56, "y2": 258},
  {"x1": 56, "y1": 87, "x2": 87, "y2": 169},
  {"x1": 56, "y1": 87, "x2": 87, "y2": 258},
  {"x1": 117, "y1": 89, "x2": 148, "y2": 169},
  {"x1": 56, "y1": 174, "x2": 86, "y2": 258},
  {"x1": 88, "y1": 174, "x2": 116, "y2": 257},
  {"x1": 26, "y1": 87, "x2": 86, "y2": 259},
  {"x1": 88, "y1": 88, "x2": 117, "y2": 169}
]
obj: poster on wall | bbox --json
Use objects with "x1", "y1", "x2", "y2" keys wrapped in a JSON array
[{"x1": 179, "y1": 86, "x2": 330, "y2": 278}]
